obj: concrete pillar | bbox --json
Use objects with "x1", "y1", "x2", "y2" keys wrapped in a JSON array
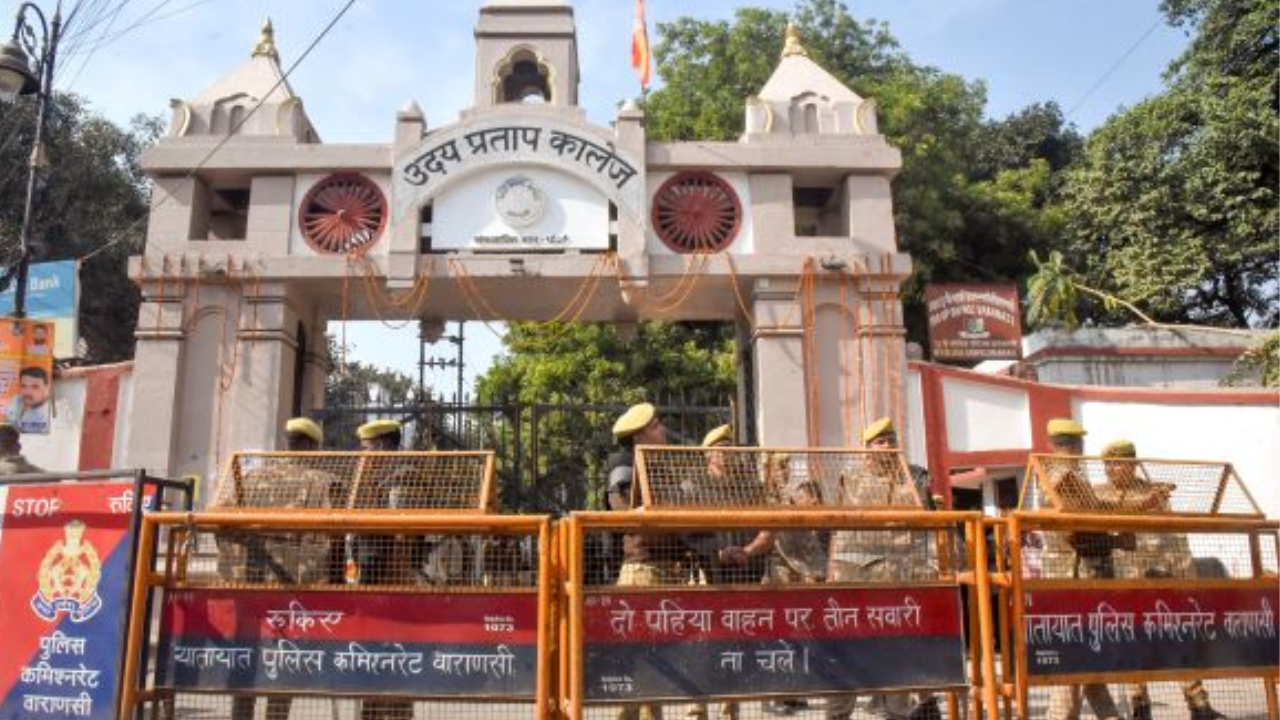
[
  {"x1": 614, "y1": 102, "x2": 649, "y2": 294},
  {"x1": 389, "y1": 103, "x2": 427, "y2": 286},
  {"x1": 245, "y1": 175, "x2": 295, "y2": 255},
  {"x1": 844, "y1": 175, "x2": 897, "y2": 253},
  {"x1": 750, "y1": 279, "x2": 809, "y2": 447},
  {"x1": 121, "y1": 282, "x2": 187, "y2": 476},
  {"x1": 853, "y1": 275, "x2": 909, "y2": 443},
  {"x1": 224, "y1": 281, "x2": 298, "y2": 459}
]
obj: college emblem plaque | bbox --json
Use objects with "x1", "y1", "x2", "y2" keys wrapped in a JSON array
[
  {"x1": 494, "y1": 175, "x2": 547, "y2": 229},
  {"x1": 31, "y1": 520, "x2": 103, "y2": 623}
]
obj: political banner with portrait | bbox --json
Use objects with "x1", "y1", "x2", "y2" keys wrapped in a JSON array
[
  {"x1": 0, "y1": 261, "x2": 78, "y2": 359},
  {"x1": 0, "y1": 481, "x2": 148, "y2": 720},
  {"x1": 0, "y1": 318, "x2": 55, "y2": 434}
]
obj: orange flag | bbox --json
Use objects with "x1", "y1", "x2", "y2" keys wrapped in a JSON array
[{"x1": 630, "y1": 0, "x2": 651, "y2": 91}]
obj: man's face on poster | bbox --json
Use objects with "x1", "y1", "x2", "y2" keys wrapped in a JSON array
[
  {"x1": 20, "y1": 373, "x2": 49, "y2": 409},
  {"x1": 32, "y1": 325, "x2": 48, "y2": 345}
]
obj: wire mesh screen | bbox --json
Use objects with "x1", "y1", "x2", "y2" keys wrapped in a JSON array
[
  {"x1": 135, "y1": 520, "x2": 545, "y2": 720},
  {"x1": 1019, "y1": 527, "x2": 1279, "y2": 581},
  {"x1": 1021, "y1": 455, "x2": 1261, "y2": 515},
  {"x1": 1022, "y1": 678, "x2": 1277, "y2": 720},
  {"x1": 575, "y1": 515, "x2": 974, "y2": 720},
  {"x1": 1012, "y1": 514, "x2": 1279, "y2": 720},
  {"x1": 221, "y1": 451, "x2": 496, "y2": 513},
  {"x1": 636, "y1": 448, "x2": 925, "y2": 510}
]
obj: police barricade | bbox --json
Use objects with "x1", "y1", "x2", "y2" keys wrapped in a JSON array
[
  {"x1": 120, "y1": 451, "x2": 555, "y2": 720},
  {"x1": 1001, "y1": 454, "x2": 1280, "y2": 720},
  {"x1": 0, "y1": 469, "x2": 191, "y2": 720},
  {"x1": 562, "y1": 447, "x2": 1001, "y2": 720}
]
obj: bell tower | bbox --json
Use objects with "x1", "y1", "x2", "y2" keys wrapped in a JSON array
[{"x1": 474, "y1": 0, "x2": 580, "y2": 109}]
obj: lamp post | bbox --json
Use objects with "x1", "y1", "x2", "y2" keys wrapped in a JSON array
[{"x1": 0, "y1": 1, "x2": 62, "y2": 319}]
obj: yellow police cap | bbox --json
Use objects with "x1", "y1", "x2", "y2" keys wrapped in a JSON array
[
  {"x1": 357, "y1": 419, "x2": 402, "y2": 440},
  {"x1": 862, "y1": 416, "x2": 895, "y2": 444},
  {"x1": 284, "y1": 417, "x2": 323, "y2": 444},
  {"x1": 612, "y1": 403, "x2": 656, "y2": 440},
  {"x1": 701, "y1": 424, "x2": 733, "y2": 447},
  {"x1": 1101, "y1": 439, "x2": 1136, "y2": 458},
  {"x1": 1046, "y1": 418, "x2": 1086, "y2": 437}
]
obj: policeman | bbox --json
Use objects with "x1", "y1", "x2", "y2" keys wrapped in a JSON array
[
  {"x1": 0, "y1": 423, "x2": 42, "y2": 475},
  {"x1": 862, "y1": 417, "x2": 941, "y2": 509},
  {"x1": 1102, "y1": 440, "x2": 1224, "y2": 720},
  {"x1": 824, "y1": 418, "x2": 923, "y2": 720},
  {"x1": 1042, "y1": 419, "x2": 1123, "y2": 720},
  {"x1": 210, "y1": 417, "x2": 331, "y2": 720},
  {"x1": 351, "y1": 419, "x2": 415, "y2": 720},
  {"x1": 607, "y1": 403, "x2": 685, "y2": 720}
]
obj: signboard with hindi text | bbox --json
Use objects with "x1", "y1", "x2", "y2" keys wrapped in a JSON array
[
  {"x1": 583, "y1": 586, "x2": 966, "y2": 701},
  {"x1": 1022, "y1": 586, "x2": 1278, "y2": 680},
  {"x1": 926, "y1": 283, "x2": 1022, "y2": 361},
  {"x1": 157, "y1": 590, "x2": 539, "y2": 697},
  {"x1": 0, "y1": 481, "x2": 150, "y2": 720},
  {"x1": 0, "y1": 261, "x2": 78, "y2": 359}
]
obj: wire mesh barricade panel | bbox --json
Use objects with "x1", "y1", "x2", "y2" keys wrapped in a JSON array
[
  {"x1": 127, "y1": 515, "x2": 549, "y2": 720},
  {"x1": 636, "y1": 447, "x2": 926, "y2": 511},
  {"x1": 569, "y1": 511, "x2": 985, "y2": 720},
  {"x1": 1021, "y1": 455, "x2": 1262, "y2": 516},
  {"x1": 225, "y1": 451, "x2": 496, "y2": 513},
  {"x1": 1007, "y1": 512, "x2": 1279, "y2": 720}
]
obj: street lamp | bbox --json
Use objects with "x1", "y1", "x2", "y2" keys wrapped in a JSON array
[{"x1": 0, "y1": 1, "x2": 62, "y2": 319}]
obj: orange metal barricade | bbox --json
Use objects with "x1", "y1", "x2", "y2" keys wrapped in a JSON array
[
  {"x1": 561, "y1": 509, "x2": 1001, "y2": 720},
  {"x1": 997, "y1": 454, "x2": 1280, "y2": 720}
]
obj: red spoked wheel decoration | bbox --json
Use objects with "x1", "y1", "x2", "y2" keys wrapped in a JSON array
[
  {"x1": 299, "y1": 173, "x2": 387, "y2": 255},
  {"x1": 651, "y1": 171, "x2": 743, "y2": 254}
]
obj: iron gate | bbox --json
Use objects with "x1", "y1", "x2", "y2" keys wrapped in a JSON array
[{"x1": 313, "y1": 396, "x2": 731, "y2": 516}]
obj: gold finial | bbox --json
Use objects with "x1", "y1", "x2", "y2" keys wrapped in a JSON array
[
  {"x1": 782, "y1": 21, "x2": 808, "y2": 58},
  {"x1": 252, "y1": 18, "x2": 279, "y2": 60}
]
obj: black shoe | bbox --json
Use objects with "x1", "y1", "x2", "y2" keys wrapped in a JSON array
[
  {"x1": 909, "y1": 698, "x2": 942, "y2": 720},
  {"x1": 1190, "y1": 707, "x2": 1226, "y2": 720},
  {"x1": 1131, "y1": 701, "x2": 1153, "y2": 720}
]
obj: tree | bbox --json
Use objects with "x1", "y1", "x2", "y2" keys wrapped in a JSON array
[
  {"x1": 0, "y1": 93, "x2": 160, "y2": 362},
  {"x1": 475, "y1": 321, "x2": 736, "y2": 511},
  {"x1": 644, "y1": 0, "x2": 1078, "y2": 343},
  {"x1": 1056, "y1": 0, "x2": 1278, "y2": 328}
]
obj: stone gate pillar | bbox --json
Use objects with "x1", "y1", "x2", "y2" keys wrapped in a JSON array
[{"x1": 124, "y1": 284, "x2": 187, "y2": 477}]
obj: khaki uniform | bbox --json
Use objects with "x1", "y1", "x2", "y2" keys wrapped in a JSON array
[
  {"x1": 825, "y1": 465, "x2": 923, "y2": 720},
  {"x1": 1107, "y1": 467, "x2": 1212, "y2": 715},
  {"x1": 209, "y1": 463, "x2": 332, "y2": 720},
  {"x1": 1042, "y1": 462, "x2": 1121, "y2": 720}
]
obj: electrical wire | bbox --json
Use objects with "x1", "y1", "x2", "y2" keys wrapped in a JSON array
[
  {"x1": 76, "y1": 0, "x2": 360, "y2": 264},
  {"x1": 1065, "y1": 16, "x2": 1164, "y2": 120}
]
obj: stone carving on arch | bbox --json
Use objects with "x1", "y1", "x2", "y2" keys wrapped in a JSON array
[
  {"x1": 390, "y1": 115, "x2": 645, "y2": 241},
  {"x1": 491, "y1": 44, "x2": 557, "y2": 105}
]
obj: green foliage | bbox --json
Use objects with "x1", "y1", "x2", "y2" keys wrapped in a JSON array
[
  {"x1": 0, "y1": 94, "x2": 160, "y2": 362},
  {"x1": 1058, "y1": 0, "x2": 1278, "y2": 328},
  {"x1": 644, "y1": 0, "x2": 1079, "y2": 343},
  {"x1": 1222, "y1": 331, "x2": 1278, "y2": 388},
  {"x1": 477, "y1": 321, "x2": 735, "y2": 405},
  {"x1": 1025, "y1": 250, "x2": 1081, "y2": 330},
  {"x1": 475, "y1": 321, "x2": 735, "y2": 511}
]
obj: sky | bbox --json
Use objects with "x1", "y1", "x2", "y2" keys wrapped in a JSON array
[{"x1": 40, "y1": 0, "x2": 1193, "y2": 398}]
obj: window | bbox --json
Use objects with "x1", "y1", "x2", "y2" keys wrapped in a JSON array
[{"x1": 496, "y1": 49, "x2": 552, "y2": 104}]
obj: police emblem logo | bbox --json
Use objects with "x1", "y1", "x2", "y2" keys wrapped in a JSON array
[
  {"x1": 31, "y1": 520, "x2": 103, "y2": 622},
  {"x1": 494, "y1": 175, "x2": 546, "y2": 229}
]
